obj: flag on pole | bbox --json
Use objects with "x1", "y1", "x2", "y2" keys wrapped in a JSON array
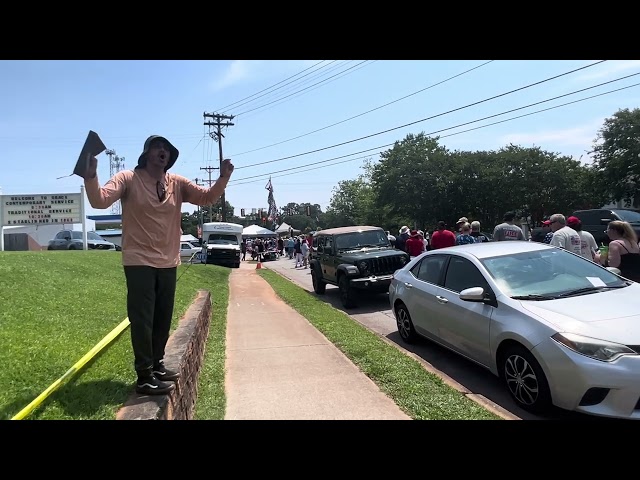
[{"x1": 266, "y1": 177, "x2": 278, "y2": 227}]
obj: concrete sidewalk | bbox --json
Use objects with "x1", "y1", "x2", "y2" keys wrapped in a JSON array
[{"x1": 224, "y1": 261, "x2": 410, "y2": 420}]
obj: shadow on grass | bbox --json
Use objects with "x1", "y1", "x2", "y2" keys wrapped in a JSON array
[
  {"x1": 1, "y1": 378, "x2": 132, "y2": 420},
  {"x1": 3, "y1": 352, "x2": 132, "y2": 420}
]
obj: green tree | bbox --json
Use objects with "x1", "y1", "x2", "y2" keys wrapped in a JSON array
[
  {"x1": 181, "y1": 211, "x2": 200, "y2": 237},
  {"x1": 591, "y1": 108, "x2": 640, "y2": 208},
  {"x1": 326, "y1": 177, "x2": 370, "y2": 226},
  {"x1": 370, "y1": 133, "x2": 453, "y2": 229}
]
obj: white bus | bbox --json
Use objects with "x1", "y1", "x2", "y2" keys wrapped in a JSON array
[{"x1": 201, "y1": 222, "x2": 243, "y2": 268}]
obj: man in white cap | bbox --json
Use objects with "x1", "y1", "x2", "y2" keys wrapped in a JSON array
[
  {"x1": 396, "y1": 225, "x2": 410, "y2": 252},
  {"x1": 81, "y1": 135, "x2": 234, "y2": 396}
]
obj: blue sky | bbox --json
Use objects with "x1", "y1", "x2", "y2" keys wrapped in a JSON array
[{"x1": 2, "y1": 59, "x2": 640, "y2": 229}]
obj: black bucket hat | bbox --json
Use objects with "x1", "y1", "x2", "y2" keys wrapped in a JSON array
[{"x1": 136, "y1": 135, "x2": 179, "y2": 172}]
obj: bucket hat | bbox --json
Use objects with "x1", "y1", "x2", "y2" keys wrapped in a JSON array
[{"x1": 136, "y1": 135, "x2": 179, "y2": 172}]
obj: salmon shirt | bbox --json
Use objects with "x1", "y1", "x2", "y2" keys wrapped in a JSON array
[{"x1": 85, "y1": 168, "x2": 224, "y2": 268}]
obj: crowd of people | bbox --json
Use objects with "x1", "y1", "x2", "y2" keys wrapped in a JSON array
[
  {"x1": 240, "y1": 233, "x2": 313, "y2": 268},
  {"x1": 387, "y1": 210, "x2": 640, "y2": 281}
]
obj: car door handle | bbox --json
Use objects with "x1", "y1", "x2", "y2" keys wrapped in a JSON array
[
  {"x1": 404, "y1": 282, "x2": 413, "y2": 288},
  {"x1": 436, "y1": 295, "x2": 449, "y2": 304}
]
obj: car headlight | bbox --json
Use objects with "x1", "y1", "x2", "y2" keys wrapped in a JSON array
[
  {"x1": 551, "y1": 332, "x2": 637, "y2": 362},
  {"x1": 358, "y1": 261, "x2": 369, "y2": 274},
  {"x1": 398, "y1": 256, "x2": 408, "y2": 266}
]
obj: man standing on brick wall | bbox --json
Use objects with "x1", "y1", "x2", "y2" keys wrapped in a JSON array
[{"x1": 81, "y1": 135, "x2": 234, "y2": 395}]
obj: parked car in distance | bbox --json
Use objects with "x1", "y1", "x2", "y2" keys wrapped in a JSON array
[
  {"x1": 48, "y1": 230, "x2": 116, "y2": 250},
  {"x1": 571, "y1": 208, "x2": 640, "y2": 245},
  {"x1": 389, "y1": 241, "x2": 640, "y2": 420},
  {"x1": 180, "y1": 241, "x2": 202, "y2": 261}
]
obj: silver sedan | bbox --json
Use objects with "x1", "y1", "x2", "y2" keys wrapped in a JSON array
[{"x1": 389, "y1": 241, "x2": 640, "y2": 420}]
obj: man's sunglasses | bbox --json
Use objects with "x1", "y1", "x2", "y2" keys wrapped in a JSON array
[{"x1": 156, "y1": 181, "x2": 166, "y2": 202}]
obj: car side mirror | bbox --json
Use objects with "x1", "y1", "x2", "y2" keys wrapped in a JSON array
[{"x1": 459, "y1": 287, "x2": 485, "y2": 302}]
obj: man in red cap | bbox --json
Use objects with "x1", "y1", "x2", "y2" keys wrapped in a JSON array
[
  {"x1": 531, "y1": 219, "x2": 553, "y2": 243},
  {"x1": 567, "y1": 215, "x2": 598, "y2": 261},
  {"x1": 80, "y1": 135, "x2": 234, "y2": 395}
]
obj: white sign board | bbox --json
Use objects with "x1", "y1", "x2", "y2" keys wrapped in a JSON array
[{"x1": 1, "y1": 193, "x2": 82, "y2": 227}]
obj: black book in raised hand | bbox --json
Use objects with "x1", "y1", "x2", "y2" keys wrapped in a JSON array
[{"x1": 73, "y1": 130, "x2": 107, "y2": 178}]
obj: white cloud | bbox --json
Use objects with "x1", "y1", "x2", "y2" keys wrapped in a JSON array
[
  {"x1": 574, "y1": 60, "x2": 640, "y2": 82},
  {"x1": 211, "y1": 60, "x2": 327, "y2": 91},
  {"x1": 499, "y1": 118, "x2": 605, "y2": 150},
  {"x1": 211, "y1": 60, "x2": 263, "y2": 91}
]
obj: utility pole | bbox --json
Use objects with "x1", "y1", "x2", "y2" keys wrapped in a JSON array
[
  {"x1": 105, "y1": 149, "x2": 125, "y2": 215},
  {"x1": 194, "y1": 178, "x2": 205, "y2": 236},
  {"x1": 199, "y1": 166, "x2": 217, "y2": 222},
  {"x1": 203, "y1": 112, "x2": 234, "y2": 222}
]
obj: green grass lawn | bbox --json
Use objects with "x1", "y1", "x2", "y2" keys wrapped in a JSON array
[
  {"x1": 257, "y1": 269, "x2": 500, "y2": 420},
  {"x1": 1, "y1": 249, "x2": 500, "y2": 420},
  {"x1": 0, "y1": 251, "x2": 229, "y2": 420}
]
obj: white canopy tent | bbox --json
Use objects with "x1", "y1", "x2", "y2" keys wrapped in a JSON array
[
  {"x1": 180, "y1": 234, "x2": 198, "y2": 243},
  {"x1": 275, "y1": 222, "x2": 300, "y2": 235},
  {"x1": 242, "y1": 224, "x2": 277, "y2": 237}
]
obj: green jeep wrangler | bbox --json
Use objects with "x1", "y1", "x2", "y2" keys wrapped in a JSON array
[{"x1": 310, "y1": 226, "x2": 411, "y2": 308}]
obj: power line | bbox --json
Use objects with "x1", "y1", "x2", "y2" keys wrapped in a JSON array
[
  {"x1": 229, "y1": 60, "x2": 495, "y2": 157},
  {"x1": 180, "y1": 134, "x2": 206, "y2": 164},
  {"x1": 220, "y1": 61, "x2": 345, "y2": 113},
  {"x1": 235, "y1": 61, "x2": 377, "y2": 122},
  {"x1": 235, "y1": 60, "x2": 375, "y2": 116},
  {"x1": 235, "y1": 60, "x2": 606, "y2": 170},
  {"x1": 215, "y1": 60, "x2": 329, "y2": 112},
  {"x1": 227, "y1": 78, "x2": 640, "y2": 186},
  {"x1": 229, "y1": 61, "x2": 355, "y2": 118}
]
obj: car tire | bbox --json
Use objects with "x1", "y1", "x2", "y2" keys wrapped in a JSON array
[
  {"x1": 312, "y1": 268, "x2": 326, "y2": 294},
  {"x1": 338, "y1": 275, "x2": 357, "y2": 308},
  {"x1": 395, "y1": 302, "x2": 418, "y2": 344},
  {"x1": 499, "y1": 344, "x2": 552, "y2": 414}
]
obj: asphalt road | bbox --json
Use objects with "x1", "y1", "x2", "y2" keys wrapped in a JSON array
[{"x1": 259, "y1": 256, "x2": 612, "y2": 421}]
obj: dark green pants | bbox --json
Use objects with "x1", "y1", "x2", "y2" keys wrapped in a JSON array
[{"x1": 123, "y1": 266, "x2": 177, "y2": 375}]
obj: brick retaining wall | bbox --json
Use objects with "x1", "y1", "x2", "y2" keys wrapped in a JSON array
[{"x1": 116, "y1": 289, "x2": 212, "y2": 420}]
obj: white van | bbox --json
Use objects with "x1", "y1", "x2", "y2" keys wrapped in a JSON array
[{"x1": 201, "y1": 222, "x2": 243, "y2": 268}]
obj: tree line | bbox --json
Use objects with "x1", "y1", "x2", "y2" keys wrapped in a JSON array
[{"x1": 182, "y1": 108, "x2": 640, "y2": 237}]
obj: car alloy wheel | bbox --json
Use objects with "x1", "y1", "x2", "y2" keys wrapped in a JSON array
[
  {"x1": 395, "y1": 303, "x2": 417, "y2": 344},
  {"x1": 501, "y1": 345, "x2": 551, "y2": 414}
]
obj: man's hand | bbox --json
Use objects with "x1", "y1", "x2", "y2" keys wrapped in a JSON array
[
  {"x1": 82, "y1": 153, "x2": 98, "y2": 180},
  {"x1": 220, "y1": 158, "x2": 234, "y2": 178}
]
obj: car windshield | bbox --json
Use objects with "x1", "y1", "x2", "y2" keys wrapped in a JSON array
[
  {"x1": 71, "y1": 231, "x2": 105, "y2": 241},
  {"x1": 480, "y1": 248, "x2": 627, "y2": 297},
  {"x1": 613, "y1": 209, "x2": 640, "y2": 223},
  {"x1": 335, "y1": 230, "x2": 389, "y2": 250},
  {"x1": 207, "y1": 234, "x2": 238, "y2": 245}
]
